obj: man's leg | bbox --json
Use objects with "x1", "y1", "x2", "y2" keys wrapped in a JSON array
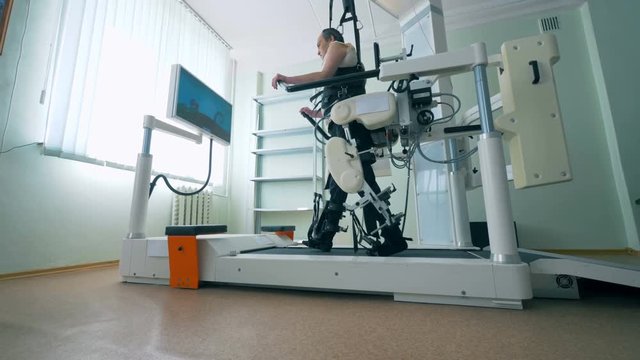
[
  {"x1": 305, "y1": 176, "x2": 347, "y2": 252},
  {"x1": 360, "y1": 162, "x2": 408, "y2": 256}
]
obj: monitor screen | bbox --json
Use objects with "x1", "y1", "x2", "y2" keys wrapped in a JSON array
[{"x1": 167, "y1": 64, "x2": 232, "y2": 144}]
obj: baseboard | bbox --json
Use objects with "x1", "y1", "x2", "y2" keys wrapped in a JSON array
[
  {"x1": 539, "y1": 248, "x2": 639, "y2": 256},
  {"x1": 0, "y1": 260, "x2": 119, "y2": 281}
]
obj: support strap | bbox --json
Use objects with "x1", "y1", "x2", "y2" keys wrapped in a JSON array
[{"x1": 329, "y1": 0, "x2": 363, "y2": 66}]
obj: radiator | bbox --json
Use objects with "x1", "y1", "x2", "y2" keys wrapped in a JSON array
[{"x1": 171, "y1": 187, "x2": 216, "y2": 225}]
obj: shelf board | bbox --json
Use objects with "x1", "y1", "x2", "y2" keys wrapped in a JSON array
[
  {"x1": 250, "y1": 175, "x2": 323, "y2": 182},
  {"x1": 252, "y1": 146, "x2": 320, "y2": 155},
  {"x1": 252, "y1": 127, "x2": 313, "y2": 137}
]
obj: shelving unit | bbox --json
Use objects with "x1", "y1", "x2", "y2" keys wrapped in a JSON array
[
  {"x1": 250, "y1": 175, "x2": 323, "y2": 182},
  {"x1": 252, "y1": 145, "x2": 321, "y2": 156},
  {"x1": 252, "y1": 208, "x2": 315, "y2": 212},
  {"x1": 251, "y1": 90, "x2": 325, "y2": 239},
  {"x1": 252, "y1": 126, "x2": 313, "y2": 137}
]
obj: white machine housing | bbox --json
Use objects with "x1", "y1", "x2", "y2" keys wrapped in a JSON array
[
  {"x1": 330, "y1": 92, "x2": 398, "y2": 129},
  {"x1": 121, "y1": 235, "x2": 533, "y2": 309},
  {"x1": 326, "y1": 92, "x2": 397, "y2": 194},
  {"x1": 325, "y1": 137, "x2": 365, "y2": 194},
  {"x1": 494, "y1": 33, "x2": 572, "y2": 189}
]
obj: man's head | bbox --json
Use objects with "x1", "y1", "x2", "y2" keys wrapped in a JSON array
[{"x1": 317, "y1": 28, "x2": 344, "y2": 58}]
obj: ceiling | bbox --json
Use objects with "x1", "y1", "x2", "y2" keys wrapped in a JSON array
[{"x1": 184, "y1": 0, "x2": 583, "y2": 72}]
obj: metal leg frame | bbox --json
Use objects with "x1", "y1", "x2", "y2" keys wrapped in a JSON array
[{"x1": 344, "y1": 182, "x2": 404, "y2": 252}]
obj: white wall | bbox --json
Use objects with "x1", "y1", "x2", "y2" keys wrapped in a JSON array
[
  {"x1": 227, "y1": 62, "x2": 259, "y2": 235},
  {"x1": 229, "y1": 5, "x2": 638, "y2": 251},
  {"x1": 581, "y1": 1, "x2": 640, "y2": 249},
  {"x1": 446, "y1": 6, "x2": 632, "y2": 250},
  {"x1": 0, "y1": 0, "x2": 228, "y2": 274}
]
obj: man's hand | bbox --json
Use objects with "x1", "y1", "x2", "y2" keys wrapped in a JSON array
[
  {"x1": 271, "y1": 73, "x2": 287, "y2": 89},
  {"x1": 300, "y1": 107, "x2": 322, "y2": 119}
]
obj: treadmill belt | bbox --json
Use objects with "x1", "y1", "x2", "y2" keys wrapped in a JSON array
[{"x1": 244, "y1": 247, "x2": 484, "y2": 259}]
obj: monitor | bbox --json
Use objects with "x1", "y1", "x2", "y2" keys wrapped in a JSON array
[{"x1": 167, "y1": 64, "x2": 232, "y2": 144}]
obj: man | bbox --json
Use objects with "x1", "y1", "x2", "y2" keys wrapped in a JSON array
[{"x1": 272, "y1": 28, "x2": 407, "y2": 256}]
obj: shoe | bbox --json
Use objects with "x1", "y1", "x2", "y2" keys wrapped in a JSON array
[
  {"x1": 302, "y1": 238, "x2": 333, "y2": 252},
  {"x1": 377, "y1": 225, "x2": 408, "y2": 256},
  {"x1": 376, "y1": 238, "x2": 407, "y2": 256},
  {"x1": 304, "y1": 213, "x2": 340, "y2": 252}
]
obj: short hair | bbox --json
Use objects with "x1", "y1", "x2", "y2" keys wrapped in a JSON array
[{"x1": 321, "y1": 28, "x2": 344, "y2": 43}]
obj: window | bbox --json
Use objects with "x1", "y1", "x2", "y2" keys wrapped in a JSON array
[{"x1": 44, "y1": 0, "x2": 233, "y2": 194}]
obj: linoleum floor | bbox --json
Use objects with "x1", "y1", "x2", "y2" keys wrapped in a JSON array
[{"x1": 1, "y1": 265, "x2": 639, "y2": 360}]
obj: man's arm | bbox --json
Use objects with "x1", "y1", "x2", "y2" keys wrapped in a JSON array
[
  {"x1": 271, "y1": 42, "x2": 348, "y2": 89},
  {"x1": 300, "y1": 106, "x2": 323, "y2": 118}
]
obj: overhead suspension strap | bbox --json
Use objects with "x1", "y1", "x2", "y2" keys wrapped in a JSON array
[
  {"x1": 329, "y1": 0, "x2": 363, "y2": 66},
  {"x1": 329, "y1": 0, "x2": 334, "y2": 28}
]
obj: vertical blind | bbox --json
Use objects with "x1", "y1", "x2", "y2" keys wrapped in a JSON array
[{"x1": 44, "y1": 0, "x2": 233, "y2": 193}]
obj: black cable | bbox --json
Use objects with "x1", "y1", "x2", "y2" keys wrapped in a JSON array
[
  {"x1": 435, "y1": 101, "x2": 455, "y2": 114},
  {"x1": 312, "y1": 95, "x2": 323, "y2": 113},
  {"x1": 401, "y1": 165, "x2": 411, "y2": 233},
  {"x1": 431, "y1": 93, "x2": 462, "y2": 123},
  {"x1": 148, "y1": 138, "x2": 213, "y2": 197},
  {"x1": 388, "y1": 143, "x2": 409, "y2": 169},
  {"x1": 0, "y1": 142, "x2": 41, "y2": 154},
  {"x1": 313, "y1": 117, "x2": 330, "y2": 144},
  {"x1": 300, "y1": 111, "x2": 330, "y2": 141},
  {"x1": 430, "y1": 101, "x2": 456, "y2": 125},
  {"x1": 388, "y1": 137, "x2": 418, "y2": 170}
]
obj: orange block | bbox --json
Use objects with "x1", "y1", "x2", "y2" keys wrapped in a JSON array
[
  {"x1": 275, "y1": 230, "x2": 294, "y2": 240},
  {"x1": 167, "y1": 235, "x2": 199, "y2": 289}
]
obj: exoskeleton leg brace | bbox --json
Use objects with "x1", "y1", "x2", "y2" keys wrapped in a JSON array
[
  {"x1": 322, "y1": 92, "x2": 405, "y2": 251},
  {"x1": 325, "y1": 136, "x2": 401, "y2": 229}
]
